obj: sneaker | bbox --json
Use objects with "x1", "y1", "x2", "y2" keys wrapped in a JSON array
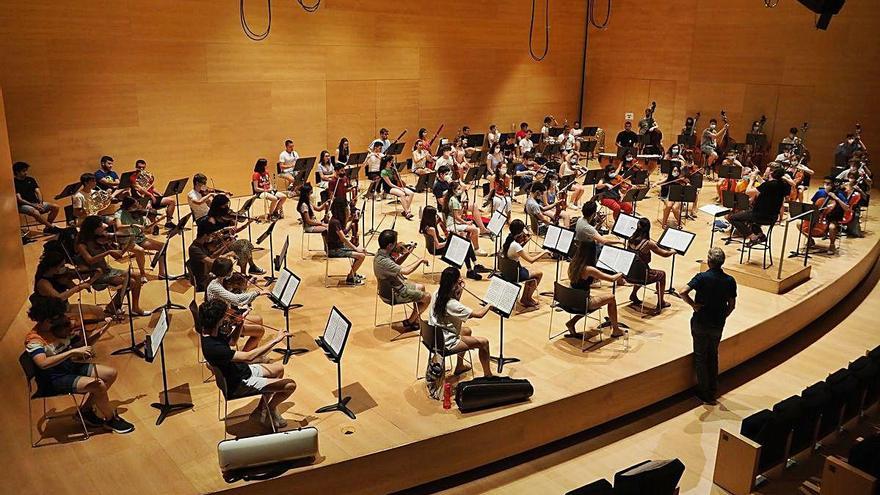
[
  {"x1": 164, "y1": 221, "x2": 177, "y2": 229},
  {"x1": 473, "y1": 264, "x2": 492, "y2": 274},
  {"x1": 466, "y1": 270, "x2": 483, "y2": 281},
  {"x1": 249, "y1": 265, "x2": 266, "y2": 275},
  {"x1": 104, "y1": 414, "x2": 135, "y2": 434},
  {"x1": 475, "y1": 249, "x2": 489, "y2": 257},
  {"x1": 345, "y1": 276, "x2": 364, "y2": 286},
  {"x1": 79, "y1": 407, "x2": 104, "y2": 428},
  {"x1": 354, "y1": 274, "x2": 366, "y2": 282}
]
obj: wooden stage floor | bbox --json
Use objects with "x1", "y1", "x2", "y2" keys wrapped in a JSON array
[{"x1": 1, "y1": 174, "x2": 877, "y2": 495}]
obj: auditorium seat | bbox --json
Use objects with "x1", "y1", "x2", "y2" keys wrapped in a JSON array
[
  {"x1": 772, "y1": 395, "x2": 812, "y2": 459},
  {"x1": 801, "y1": 381, "x2": 836, "y2": 443},
  {"x1": 740, "y1": 409, "x2": 789, "y2": 471},
  {"x1": 613, "y1": 458, "x2": 685, "y2": 495},
  {"x1": 826, "y1": 368, "x2": 860, "y2": 425},
  {"x1": 848, "y1": 356, "x2": 880, "y2": 413},
  {"x1": 565, "y1": 478, "x2": 614, "y2": 495}
]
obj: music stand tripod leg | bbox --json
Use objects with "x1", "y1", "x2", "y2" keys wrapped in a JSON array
[
  {"x1": 111, "y1": 285, "x2": 146, "y2": 357},
  {"x1": 150, "y1": 344, "x2": 193, "y2": 425},
  {"x1": 489, "y1": 317, "x2": 520, "y2": 373},
  {"x1": 315, "y1": 360, "x2": 356, "y2": 419},
  {"x1": 272, "y1": 307, "x2": 308, "y2": 364}
]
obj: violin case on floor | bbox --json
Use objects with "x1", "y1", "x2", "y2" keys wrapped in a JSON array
[
  {"x1": 455, "y1": 376, "x2": 534, "y2": 413},
  {"x1": 218, "y1": 427, "x2": 319, "y2": 482}
]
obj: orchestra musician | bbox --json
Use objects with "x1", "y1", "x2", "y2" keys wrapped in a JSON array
[
  {"x1": 411, "y1": 138, "x2": 434, "y2": 174},
  {"x1": 187, "y1": 173, "x2": 225, "y2": 222},
  {"x1": 32, "y1": 249, "x2": 103, "y2": 321},
  {"x1": 277, "y1": 139, "x2": 299, "y2": 190},
  {"x1": 419, "y1": 206, "x2": 485, "y2": 281},
  {"x1": 809, "y1": 177, "x2": 850, "y2": 255},
  {"x1": 113, "y1": 196, "x2": 168, "y2": 280},
  {"x1": 659, "y1": 162, "x2": 685, "y2": 229},
  {"x1": 130, "y1": 160, "x2": 177, "y2": 229},
  {"x1": 297, "y1": 183, "x2": 328, "y2": 235},
  {"x1": 681, "y1": 116, "x2": 696, "y2": 137},
  {"x1": 432, "y1": 165, "x2": 452, "y2": 209},
  {"x1": 205, "y1": 258, "x2": 266, "y2": 351},
  {"x1": 525, "y1": 181, "x2": 570, "y2": 232},
  {"x1": 502, "y1": 219, "x2": 549, "y2": 311},
  {"x1": 625, "y1": 217, "x2": 675, "y2": 315},
  {"x1": 595, "y1": 163, "x2": 634, "y2": 220},
  {"x1": 615, "y1": 121, "x2": 639, "y2": 159},
  {"x1": 13, "y1": 161, "x2": 62, "y2": 234},
  {"x1": 518, "y1": 129, "x2": 535, "y2": 157},
  {"x1": 487, "y1": 124, "x2": 501, "y2": 150},
  {"x1": 540, "y1": 116, "x2": 555, "y2": 138},
  {"x1": 490, "y1": 164, "x2": 513, "y2": 217},
  {"x1": 252, "y1": 158, "x2": 288, "y2": 220},
  {"x1": 574, "y1": 201, "x2": 621, "y2": 246},
  {"x1": 729, "y1": 167, "x2": 791, "y2": 245},
  {"x1": 72, "y1": 173, "x2": 111, "y2": 223},
  {"x1": 336, "y1": 137, "x2": 350, "y2": 166},
  {"x1": 74, "y1": 215, "x2": 149, "y2": 317},
  {"x1": 327, "y1": 162, "x2": 356, "y2": 202},
  {"x1": 194, "y1": 193, "x2": 265, "y2": 276},
  {"x1": 427, "y1": 267, "x2": 496, "y2": 377},
  {"x1": 379, "y1": 155, "x2": 415, "y2": 220},
  {"x1": 514, "y1": 151, "x2": 539, "y2": 188},
  {"x1": 434, "y1": 145, "x2": 455, "y2": 178},
  {"x1": 515, "y1": 122, "x2": 530, "y2": 141},
  {"x1": 371, "y1": 128, "x2": 392, "y2": 153},
  {"x1": 834, "y1": 133, "x2": 867, "y2": 168},
  {"x1": 784, "y1": 157, "x2": 816, "y2": 203},
  {"x1": 451, "y1": 137, "x2": 470, "y2": 177},
  {"x1": 326, "y1": 197, "x2": 366, "y2": 286},
  {"x1": 715, "y1": 149, "x2": 743, "y2": 201},
  {"x1": 94, "y1": 155, "x2": 120, "y2": 191},
  {"x1": 501, "y1": 133, "x2": 517, "y2": 161},
  {"x1": 486, "y1": 142, "x2": 505, "y2": 175},
  {"x1": 565, "y1": 241, "x2": 625, "y2": 338},
  {"x1": 364, "y1": 141, "x2": 384, "y2": 197},
  {"x1": 374, "y1": 229, "x2": 430, "y2": 331},
  {"x1": 558, "y1": 124, "x2": 577, "y2": 159},
  {"x1": 781, "y1": 127, "x2": 800, "y2": 146},
  {"x1": 701, "y1": 118, "x2": 729, "y2": 178},
  {"x1": 317, "y1": 150, "x2": 335, "y2": 183},
  {"x1": 442, "y1": 181, "x2": 488, "y2": 256}
]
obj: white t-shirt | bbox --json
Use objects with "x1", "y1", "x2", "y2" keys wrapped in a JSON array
[
  {"x1": 435, "y1": 155, "x2": 454, "y2": 171},
  {"x1": 365, "y1": 152, "x2": 383, "y2": 173},
  {"x1": 427, "y1": 290, "x2": 473, "y2": 349},
  {"x1": 72, "y1": 191, "x2": 86, "y2": 210},
  {"x1": 519, "y1": 138, "x2": 533, "y2": 154},
  {"x1": 506, "y1": 240, "x2": 524, "y2": 259},
  {"x1": 188, "y1": 189, "x2": 209, "y2": 219},
  {"x1": 279, "y1": 150, "x2": 299, "y2": 173},
  {"x1": 559, "y1": 133, "x2": 576, "y2": 151}
]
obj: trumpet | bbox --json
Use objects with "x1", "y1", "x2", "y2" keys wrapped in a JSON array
[{"x1": 85, "y1": 189, "x2": 113, "y2": 215}]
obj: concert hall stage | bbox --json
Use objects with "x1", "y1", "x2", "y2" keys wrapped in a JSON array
[{"x1": 1, "y1": 186, "x2": 877, "y2": 495}]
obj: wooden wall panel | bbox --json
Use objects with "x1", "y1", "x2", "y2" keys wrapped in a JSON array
[
  {"x1": 583, "y1": 0, "x2": 879, "y2": 176},
  {"x1": 0, "y1": 0, "x2": 586, "y2": 196},
  {"x1": 0, "y1": 88, "x2": 28, "y2": 339}
]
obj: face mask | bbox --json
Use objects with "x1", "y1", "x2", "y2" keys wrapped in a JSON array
[
  {"x1": 499, "y1": 168, "x2": 507, "y2": 175},
  {"x1": 672, "y1": 171, "x2": 679, "y2": 177},
  {"x1": 625, "y1": 157, "x2": 633, "y2": 161},
  {"x1": 608, "y1": 172, "x2": 617, "y2": 179},
  {"x1": 671, "y1": 148, "x2": 679, "y2": 155},
  {"x1": 710, "y1": 124, "x2": 717, "y2": 130}
]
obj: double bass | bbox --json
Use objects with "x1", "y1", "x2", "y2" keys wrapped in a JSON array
[{"x1": 640, "y1": 101, "x2": 664, "y2": 155}]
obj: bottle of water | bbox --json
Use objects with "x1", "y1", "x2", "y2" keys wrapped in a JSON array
[{"x1": 442, "y1": 382, "x2": 452, "y2": 410}]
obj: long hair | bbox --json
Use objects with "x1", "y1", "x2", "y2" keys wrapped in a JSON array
[
  {"x1": 34, "y1": 250, "x2": 66, "y2": 287},
  {"x1": 75, "y1": 215, "x2": 103, "y2": 245},
  {"x1": 319, "y1": 150, "x2": 331, "y2": 165},
  {"x1": 298, "y1": 183, "x2": 314, "y2": 217},
  {"x1": 337, "y1": 138, "x2": 349, "y2": 161},
  {"x1": 420, "y1": 206, "x2": 438, "y2": 234},
  {"x1": 567, "y1": 241, "x2": 597, "y2": 282},
  {"x1": 629, "y1": 217, "x2": 651, "y2": 247},
  {"x1": 253, "y1": 158, "x2": 268, "y2": 174},
  {"x1": 441, "y1": 181, "x2": 460, "y2": 217},
  {"x1": 504, "y1": 219, "x2": 526, "y2": 258},
  {"x1": 433, "y1": 267, "x2": 461, "y2": 322},
  {"x1": 207, "y1": 193, "x2": 230, "y2": 218}
]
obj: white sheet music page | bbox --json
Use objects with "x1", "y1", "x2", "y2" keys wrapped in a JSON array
[
  {"x1": 272, "y1": 269, "x2": 291, "y2": 301},
  {"x1": 323, "y1": 308, "x2": 350, "y2": 357},
  {"x1": 598, "y1": 245, "x2": 636, "y2": 275},
  {"x1": 487, "y1": 211, "x2": 506, "y2": 236},
  {"x1": 543, "y1": 224, "x2": 561, "y2": 250},
  {"x1": 149, "y1": 309, "x2": 169, "y2": 359},
  {"x1": 557, "y1": 228, "x2": 574, "y2": 253},
  {"x1": 659, "y1": 228, "x2": 695, "y2": 253},
  {"x1": 443, "y1": 234, "x2": 470, "y2": 267},
  {"x1": 699, "y1": 204, "x2": 730, "y2": 217},
  {"x1": 280, "y1": 272, "x2": 300, "y2": 307},
  {"x1": 484, "y1": 276, "x2": 519, "y2": 316},
  {"x1": 613, "y1": 213, "x2": 639, "y2": 238}
]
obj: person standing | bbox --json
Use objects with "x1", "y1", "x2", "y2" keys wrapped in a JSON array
[{"x1": 678, "y1": 247, "x2": 737, "y2": 405}]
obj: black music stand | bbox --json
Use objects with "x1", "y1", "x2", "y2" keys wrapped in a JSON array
[
  {"x1": 485, "y1": 276, "x2": 522, "y2": 373},
  {"x1": 386, "y1": 142, "x2": 406, "y2": 158},
  {"x1": 463, "y1": 164, "x2": 486, "y2": 205},
  {"x1": 274, "y1": 235, "x2": 289, "y2": 272},
  {"x1": 486, "y1": 211, "x2": 507, "y2": 276},
  {"x1": 595, "y1": 245, "x2": 636, "y2": 334},
  {"x1": 163, "y1": 212, "x2": 191, "y2": 279},
  {"x1": 677, "y1": 134, "x2": 696, "y2": 147},
  {"x1": 582, "y1": 169, "x2": 602, "y2": 197},
  {"x1": 270, "y1": 268, "x2": 307, "y2": 364},
  {"x1": 718, "y1": 164, "x2": 743, "y2": 182},
  {"x1": 415, "y1": 170, "x2": 436, "y2": 200},
  {"x1": 159, "y1": 178, "x2": 190, "y2": 275},
  {"x1": 788, "y1": 201, "x2": 816, "y2": 262},
  {"x1": 667, "y1": 185, "x2": 697, "y2": 227},
  {"x1": 315, "y1": 307, "x2": 356, "y2": 420},
  {"x1": 746, "y1": 133, "x2": 767, "y2": 149},
  {"x1": 152, "y1": 232, "x2": 186, "y2": 311},
  {"x1": 146, "y1": 310, "x2": 193, "y2": 425},
  {"x1": 778, "y1": 142, "x2": 794, "y2": 154},
  {"x1": 237, "y1": 195, "x2": 259, "y2": 245},
  {"x1": 622, "y1": 187, "x2": 649, "y2": 217},
  {"x1": 657, "y1": 227, "x2": 696, "y2": 298},
  {"x1": 463, "y1": 133, "x2": 485, "y2": 148},
  {"x1": 54, "y1": 182, "x2": 82, "y2": 201},
  {"x1": 439, "y1": 234, "x2": 472, "y2": 269},
  {"x1": 291, "y1": 157, "x2": 315, "y2": 191},
  {"x1": 256, "y1": 220, "x2": 279, "y2": 285},
  {"x1": 110, "y1": 267, "x2": 146, "y2": 357},
  {"x1": 541, "y1": 224, "x2": 576, "y2": 295}
]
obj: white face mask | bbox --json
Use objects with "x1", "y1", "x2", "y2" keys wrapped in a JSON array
[
  {"x1": 608, "y1": 172, "x2": 617, "y2": 179},
  {"x1": 710, "y1": 124, "x2": 717, "y2": 130},
  {"x1": 625, "y1": 157, "x2": 633, "y2": 161},
  {"x1": 672, "y1": 170, "x2": 679, "y2": 177},
  {"x1": 499, "y1": 168, "x2": 507, "y2": 175}
]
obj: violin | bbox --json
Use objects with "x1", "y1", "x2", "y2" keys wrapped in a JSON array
[{"x1": 391, "y1": 241, "x2": 418, "y2": 264}]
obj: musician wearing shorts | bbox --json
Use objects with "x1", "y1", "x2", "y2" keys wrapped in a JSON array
[
  {"x1": 130, "y1": 160, "x2": 176, "y2": 229},
  {"x1": 374, "y1": 230, "x2": 430, "y2": 330},
  {"x1": 13, "y1": 161, "x2": 61, "y2": 234},
  {"x1": 252, "y1": 158, "x2": 287, "y2": 220},
  {"x1": 195, "y1": 194, "x2": 265, "y2": 276}
]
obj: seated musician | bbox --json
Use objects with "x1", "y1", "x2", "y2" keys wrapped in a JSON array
[
  {"x1": 715, "y1": 149, "x2": 743, "y2": 201},
  {"x1": 566, "y1": 241, "x2": 625, "y2": 338},
  {"x1": 374, "y1": 229, "x2": 431, "y2": 330},
  {"x1": 701, "y1": 119, "x2": 728, "y2": 177},
  {"x1": 72, "y1": 173, "x2": 107, "y2": 223},
  {"x1": 503, "y1": 219, "x2": 550, "y2": 311},
  {"x1": 94, "y1": 155, "x2": 120, "y2": 191},
  {"x1": 420, "y1": 206, "x2": 484, "y2": 281},
  {"x1": 515, "y1": 122, "x2": 530, "y2": 141},
  {"x1": 784, "y1": 158, "x2": 815, "y2": 203},
  {"x1": 327, "y1": 197, "x2": 366, "y2": 286},
  {"x1": 486, "y1": 143, "x2": 505, "y2": 175},
  {"x1": 442, "y1": 181, "x2": 487, "y2": 257},
  {"x1": 659, "y1": 162, "x2": 684, "y2": 229},
  {"x1": 130, "y1": 160, "x2": 176, "y2": 229},
  {"x1": 813, "y1": 178, "x2": 850, "y2": 255},
  {"x1": 411, "y1": 139, "x2": 434, "y2": 174},
  {"x1": 13, "y1": 161, "x2": 61, "y2": 234},
  {"x1": 575, "y1": 201, "x2": 621, "y2": 246},
  {"x1": 326, "y1": 161, "x2": 355, "y2": 201},
  {"x1": 540, "y1": 116, "x2": 554, "y2": 138},
  {"x1": 518, "y1": 129, "x2": 535, "y2": 157},
  {"x1": 372, "y1": 127, "x2": 392, "y2": 152},
  {"x1": 542, "y1": 174, "x2": 572, "y2": 226},
  {"x1": 500, "y1": 133, "x2": 517, "y2": 161},
  {"x1": 432, "y1": 165, "x2": 452, "y2": 209},
  {"x1": 664, "y1": 143, "x2": 684, "y2": 162},
  {"x1": 195, "y1": 193, "x2": 265, "y2": 276},
  {"x1": 205, "y1": 258, "x2": 265, "y2": 352},
  {"x1": 595, "y1": 164, "x2": 634, "y2": 220},
  {"x1": 198, "y1": 298, "x2": 295, "y2": 430},
  {"x1": 427, "y1": 267, "x2": 495, "y2": 377},
  {"x1": 615, "y1": 121, "x2": 639, "y2": 159},
  {"x1": 277, "y1": 139, "x2": 299, "y2": 190},
  {"x1": 113, "y1": 196, "x2": 168, "y2": 280},
  {"x1": 379, "y1": 156, "x2": 415, "y2": 220},
  {"x1": 489, "y1": 165, "x2": 513, "y2": 216},
  {"x1": 33, "y1": 250, "x2": 104, "y2": 321},
  {"x1": 729, "y1": 167, "x2": 791, "y2": 244},
  {"x1": 434, "y1": 145, "x2": 455, "y2": 178},
  {"x1": 252, "y1": 158, "x2": 287, "y2": 220},
  {"x1": 364, "y1": 141, "x2": 384, "y2": 197},
  {"x1": 451, "y1": 137, "x2": 471, "y2": 177},
  {"x1": 524, "y1": 182, "x2": 568, "y2": 234},
  {"x1": 625, "y1": 217, "x2": 675, "y2": 314},
  {"x1": 780, "y1": 127, "x2": 799, "y2": 145},
  {"x1": 487, "y1": 124, "x2": 501, "y2": 150},
  {"x1": 316, "y1": 150, "x2": 335, "y2": 183},
  {"x1": 336, "y1": 137, "x2": 350, "y2": 166},
  {"x1": 514, "y1": 151, "x2": 539, "y2": 188},
  {"x1": 25, "y1": 296, "x2": 134, "y2": 434},
  {"x1": 834, "y1": 133, "x2": 865, "y2": 168},
  {"x1": 187, "y1": 173, "x2": 219, "y2": 221},
  {"x1": 74, "y1": 215, "x2": 149, "y2": 317},
  {"x1": 558, "y1": 125, "x2": 577, "y2": 157},
  {"x1": 297, "y1": 183, "x2": 328, "y2": 234}
]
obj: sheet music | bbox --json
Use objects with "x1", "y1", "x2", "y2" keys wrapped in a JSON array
[
  {"x1": 280, "y1": 272, "x2": 300, "y2": 307},
  {"x1": 148, "y1": 309, "x2": 169, "y2": 360},
  {"x1": 557, "y1": 228, "x2": 574, "y2": 254},
  {"x1": 484, "y1": 276, "x2": 520, "y2": 317},
  {"x1": 487, "y1": 210, "x2": 506, "y2": 236},
  {"x1": 699, "y1": 204, "x2": 730, "y2": 217},
  {"x1": 612, "y1": 213, "x2": 639, "y2": 238},
  {"x1": 323, "y1": 308, "x2": 350, "y2": 357},
  {"x1": 597, "y1": 245, "x2": 636, "y2": 276},
  {"x1": 271, "y1": 269, "x2": 292, "y2": 301},
  {"x1": 442, "y1": 234, "x2": 471, "y2": 268},
  {"x1": 543, "y1": 225, "x2": 561, "y2": 250},
  {"x1": 658, "y1": 228, "x2": 695, "y2": 254}
]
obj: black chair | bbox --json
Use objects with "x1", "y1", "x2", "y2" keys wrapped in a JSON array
[
  {"x1": 801, "y1": 380, "x2": 838, "y2": 442},
  {"x1": 613, "y1": 458, "x2": 685, "y2": 495},
  {"x1": 19, "y1": 352, "x2": 91, "y2": 447},
  {"x1": 374, "y1": 280, "x2": 417, "y2": 338},
  {"x1": 415, "y1": 318, "x2": 473, "y2": 383},
  {"x1": 549, "y1": 282, "x2": 605, "y2": 351},
  {"x1": 848, "y1": 356, "x2": 880, "y2": 413},
  {"x1": 565, "y1": 478, "x2": 614, "y2": 495},
  {"x1": 773, "y1": 395, "x2": 811, "y2": 461},
  {"x1": 207, "y1": 363, "x2": 276, "y2": 436},
  {"x1": 741, "y1": 409, "x2": 790, "y2": 471},
  {"x1": 497, "y1": 255, "x2": 521, "y2": 284},
  {"x1": 848, "y1": 433, "x2": 880, "y2": 481},
  {"x1": 740, "y1": 220, "x2": 775, "y2": 269},
  {"x1": 826, "y1": 368, "x2": 861, "y2": 426},
  {"x1": 623, "y1": 255, "x2": 655, "y2": 317}
]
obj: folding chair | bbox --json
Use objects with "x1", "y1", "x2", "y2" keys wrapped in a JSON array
[
  {"x1": 206, "y1": 363, "x2": 276, "y2": 437},
  {"x1": 414, "y1": 319, "x2": 473, "y2": 382},
  {"x1": 374, "y1": 281, "x2": 417, "y2": 335},
  {"x1": 549, "y1": 282, "x2": 605, "y2": 351},
  {"x1": 20, "y1": 352, "x2": 91, "y2": 447}
]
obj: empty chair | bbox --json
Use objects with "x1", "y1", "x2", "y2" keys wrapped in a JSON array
[
  {"x1": 848, "y1": 433, "x2": 880, "y2": 481},
  {"x1": 740, "y1": 409, "x2": 790, "y2": 471},
  {"x1": 848, "y1": 356, "x2": 880, "y2": 412},
  {"x1": 565, "y1": 478, "x2": 614, "y2": 495},
  {"x1": 826, "y1": 368, "x2": 860, "y2": 425},
  {"x1": 613, "y1": 458, "x2": 685, "y2": 495},
  {"x1": 801, "y1": 381, "x2": 837, "y2": 442},
  {"x1": 772, "y1": 395, "x2": 811, "y2": 460}
]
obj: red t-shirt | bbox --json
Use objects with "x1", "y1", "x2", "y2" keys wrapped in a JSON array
[
  {"x1": 515, "y1": 130, "x2": 528, "y2": 140},
  {"x1": 252, "y1": 172, "x2": 271, "y2": 191}
]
